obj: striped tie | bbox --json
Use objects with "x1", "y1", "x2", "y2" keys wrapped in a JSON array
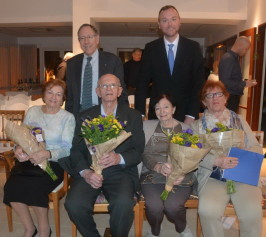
[
  {"x1": 168, "y1": 44, "x2": 174, "y2": 74},
  {"x1": 81, "y1": 56, "x2": 92, "y2": 111}
]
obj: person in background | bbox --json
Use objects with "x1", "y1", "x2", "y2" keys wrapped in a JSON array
[
  {"x1": 141, "y1": 94, "x2": 194, "y2": 237},
  {"x1": 218, "y1": 36, "x2": 257, "y2": 112},
  {"x1": 191, "y1": 80, "x2": 262, "y2": 237},
  {"x1": 135, "y1": 5, "x2": 204, "y2": 123},
  {"x1": 62, "y1": 74, "x2": 145, "y2": 237},
  {"x1": 56, "y1": 52, "x2": 75, "y2": 81},
  {"x1": 4, "y1": 79, "x2": 75, "y2": 237},
  {"x1": 65, "y1": 23, "x2": 128, "y2": 118},
  {"x1": 124, "y1": 48, "x2": 142, "y2": 95},
  {"x1": 207, "y1": 60, "x2": 219, "y2": 81}
]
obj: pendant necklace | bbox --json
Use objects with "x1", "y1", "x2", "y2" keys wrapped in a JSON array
[{"x1": 160, "y1": 119, "x2": 175, "y2": 137}]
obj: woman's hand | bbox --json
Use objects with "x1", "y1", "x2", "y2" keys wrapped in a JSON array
[
  {"x1": 154, "y1": 163, "x2": 173, "y2": 176},
  {"x1": 14, "y1": 145, "x2": 29, "y2": 162},
  {"x1": 28, "y1": 150, "x2": 50, "y2": 166},
  {"x1": 173, "y1": 175, "x2": 185, "y2": 185},
  {"x1": 214, "y1": 156, "x2": 238, "y2": 169}
]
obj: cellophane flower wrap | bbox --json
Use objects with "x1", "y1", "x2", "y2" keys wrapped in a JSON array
[
  {"x1": 160, "y1": 129, "x2": 210, "y2": 200},
  {"x1": 4, "y1": 119, "x2": 58, "y2": 181},
  {"x1": 81, "y1": 114, "x2": 132, "y2": 174},
  {"x1": 201, "y1": 122, "x2": 245, "y2": 194}
]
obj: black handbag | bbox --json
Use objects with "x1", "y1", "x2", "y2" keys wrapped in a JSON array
[{"x1": 11, "y1": 160, "x2": 46, "y2": 176}]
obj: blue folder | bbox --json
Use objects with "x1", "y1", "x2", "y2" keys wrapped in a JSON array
[{"x1": 223, "y1": 147, "x2": 264, "y2": 186}]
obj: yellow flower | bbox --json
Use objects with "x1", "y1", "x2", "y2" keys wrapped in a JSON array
[{"x1": 191, "y1": 144, "x2": 198, "y2": 149}]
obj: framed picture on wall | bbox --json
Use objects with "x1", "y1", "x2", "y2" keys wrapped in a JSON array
[{"x1": 117, "y1": 48, "x2": 134, "y2": 63}]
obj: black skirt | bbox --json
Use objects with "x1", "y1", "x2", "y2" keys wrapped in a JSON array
[{"x1": 3, "y1": 161, "x2": 64, "y2": 208}]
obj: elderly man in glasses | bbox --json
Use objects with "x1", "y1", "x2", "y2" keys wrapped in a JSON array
[
  {"x1": 65, "y1": 23, "x2": 128, "y2": 118},
  {"x1": 62, "y1": 74, "x2": 145, "y2": 237}
]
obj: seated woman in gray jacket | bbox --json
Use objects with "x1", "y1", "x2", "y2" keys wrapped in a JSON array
[{"x1": 140, "y1": 94, "x2": 195, "y2": 237}]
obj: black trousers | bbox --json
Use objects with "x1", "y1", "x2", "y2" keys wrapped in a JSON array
[
  {"x1": 141, "y1": 183, "x2": 192, "y2": 236},
  {"x1": 227, "y1": 94, "x2": 241, "y2": 113},
  {"x1": 65, "y1": 170, "x2": 135, "y2": 237}
]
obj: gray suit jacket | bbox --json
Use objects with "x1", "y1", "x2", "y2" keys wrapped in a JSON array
[
  {"x1": 65, "y1": 51, "x2": 128, "y2": 117},
  {"x1": 59, "y1": 103, "x2": 145, "y2": 191}
]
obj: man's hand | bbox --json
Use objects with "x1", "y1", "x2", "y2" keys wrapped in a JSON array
[
  {"x1": 245, "y1": 79, "x2": 257, "y2": 88},
  {"x1": 81, "y1": 169, "x2": 103, "y2": 189},
  {"x1": 98, "y1": 151, "x2": 121, "y2": 169}
]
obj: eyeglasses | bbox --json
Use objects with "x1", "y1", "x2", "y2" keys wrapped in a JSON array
[
  {"x1": 98, "y1": 84, "x2": 120, "y2": 89},
  {"x1": 78, "y1": 35, "x2": 97, "y2": 42},
  {"x1": 205, "y1": 92, "x2": 224, "y2": 99}
]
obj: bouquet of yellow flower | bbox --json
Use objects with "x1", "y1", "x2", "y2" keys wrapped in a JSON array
[
  {"x1": 201, "y1": 122, "x2": 245, "y2": 194},
  {"x1": 160, "y1": 129, "x2": 210, "y2": 200},
  {"x1": 4, "y1": 120, "x2": 58, "y2": 181},
  {"x1": 81, "y1": 114, "x2": 131, "y2": 174}
]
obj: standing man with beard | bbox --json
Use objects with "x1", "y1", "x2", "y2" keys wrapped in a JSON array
[{"x1": 135, "y1": 5, "x2": 204, "y2": 124}]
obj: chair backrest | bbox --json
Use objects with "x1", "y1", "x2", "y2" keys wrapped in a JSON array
[
  {"x1": 0, "y1": 110, "x2": 25, "y2": 141},
  {"x1": 29, "y1": 98, "x2": 44, "y2": 107},
  {"x1": 252, "y1": 131, "x2": 264, "y2": 147}
]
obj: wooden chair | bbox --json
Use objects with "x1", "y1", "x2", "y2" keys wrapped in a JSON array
[
  {"x1": 252, "y1": 131, "x2": 264, "y2": 147},
  {"x1": 71, "y1": 197, "x2": 145, "y2": 237},
  {"x1": 3, "y1": 150, "x2": 69, "y2": 237}
]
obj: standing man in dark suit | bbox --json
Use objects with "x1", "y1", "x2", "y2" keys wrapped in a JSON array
[
  {"x1": 65, "y1": 23, "x2": 128, "y2": 117},
  {"x1": 135, "y1": 5, "x2": 204, "y2": 124},
  {"x1": 63, "y1": 74, "x2": 145, "y2": 237}
]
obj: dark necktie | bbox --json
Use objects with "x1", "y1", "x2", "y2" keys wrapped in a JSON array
[
  {"x1": 168, "y1": 44, "x2": 174, "y2": 74},
  {"x1": 81, "y1": 56, "x2": 92, "y2": 111}
]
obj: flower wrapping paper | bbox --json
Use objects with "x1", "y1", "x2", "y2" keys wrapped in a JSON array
[{"x1": 84, "y1": 130, "x2": 132, "y2": 174}]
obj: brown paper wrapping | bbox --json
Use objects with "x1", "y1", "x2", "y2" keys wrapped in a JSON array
[
  {"x1": 84, "y1": 130, "x2": 132, "y2": 174},
  {"x1": 5, "y1": 119, "x2": 48, "y2": 170},
  {"x1": 165, "y1": 143, "x2": 210, "y2": 191}
]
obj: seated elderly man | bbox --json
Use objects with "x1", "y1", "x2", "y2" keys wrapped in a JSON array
[{"x1": 62, "y1": 74, "x2": 145, "y2": 237}]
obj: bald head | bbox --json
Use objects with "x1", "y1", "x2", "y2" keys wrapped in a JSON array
[
  {"x1": 231, "y1": 36, "x2": 251, "y2": 57},
  {"x1": 97, "y1": 74, "x2": 121, "y2": 87}
]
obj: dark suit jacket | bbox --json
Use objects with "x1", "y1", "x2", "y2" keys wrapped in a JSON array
[
  {"x1": 59, "y1": 103, "x2": 145, "y2": 191},
  {"x1": 135, "y1": 36, "x2": 205, "y2": 121},
  {"x1": 65, "y1": 51, "x2": 128, "y2": 117}
]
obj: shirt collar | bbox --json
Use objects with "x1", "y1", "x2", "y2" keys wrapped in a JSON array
[
  {"x1": 100, "y1": 103, "x2": 118, "y2": 117},
  {"x1": 164, "y1": 34, "x2": 179, "y2": 49},
  {"x1": 83, "y1": 49, "x2": 99, "y2": 61}
]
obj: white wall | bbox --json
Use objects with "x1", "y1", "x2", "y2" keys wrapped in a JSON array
[
  {"x1": 0, "y1": 0, "x2": 72, "y2": 23},
  {"x1": 72, "y1": 0, "x2": 248, "y2": 53},
  {"x1": 207, "y1": 0, "x2": 266, "y2": 44}
]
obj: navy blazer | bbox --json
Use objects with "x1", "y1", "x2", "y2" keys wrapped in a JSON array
[
  {"x1": 135, "y1": 36, "x2": 205, "y2": 121},
  {"x1": 65, "y1": 51, "x2": 128, "y2": 117}
]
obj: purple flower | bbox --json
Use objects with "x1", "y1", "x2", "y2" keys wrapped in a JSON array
[
  {"x1": 184, "y1": 129, "x2": 193, "y2": 135},
  {"x1": 91, "y1": 146, "x2": 96, "y2": 153},
  {"x1": 97, "y1": 124, "x2": 104, "y2": 132},
  {"x1": 196, "y1": 143, "x2": 203, "y2": 148},
  {"x1": 101, "y1": 114, "x2": 106, "y2": 118},
  {"x1": 184, "y1": 141, "x2": 192, "y2": 147},
  {"x1": 211, "y1": 127, "x2": 220, "y2": 133},
  {"x1": 119, "y1": 121, "x2": 126, "y2": 127},
  {"x1": 81, "y1": 118, "x2": 89, "y2": 126}
]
